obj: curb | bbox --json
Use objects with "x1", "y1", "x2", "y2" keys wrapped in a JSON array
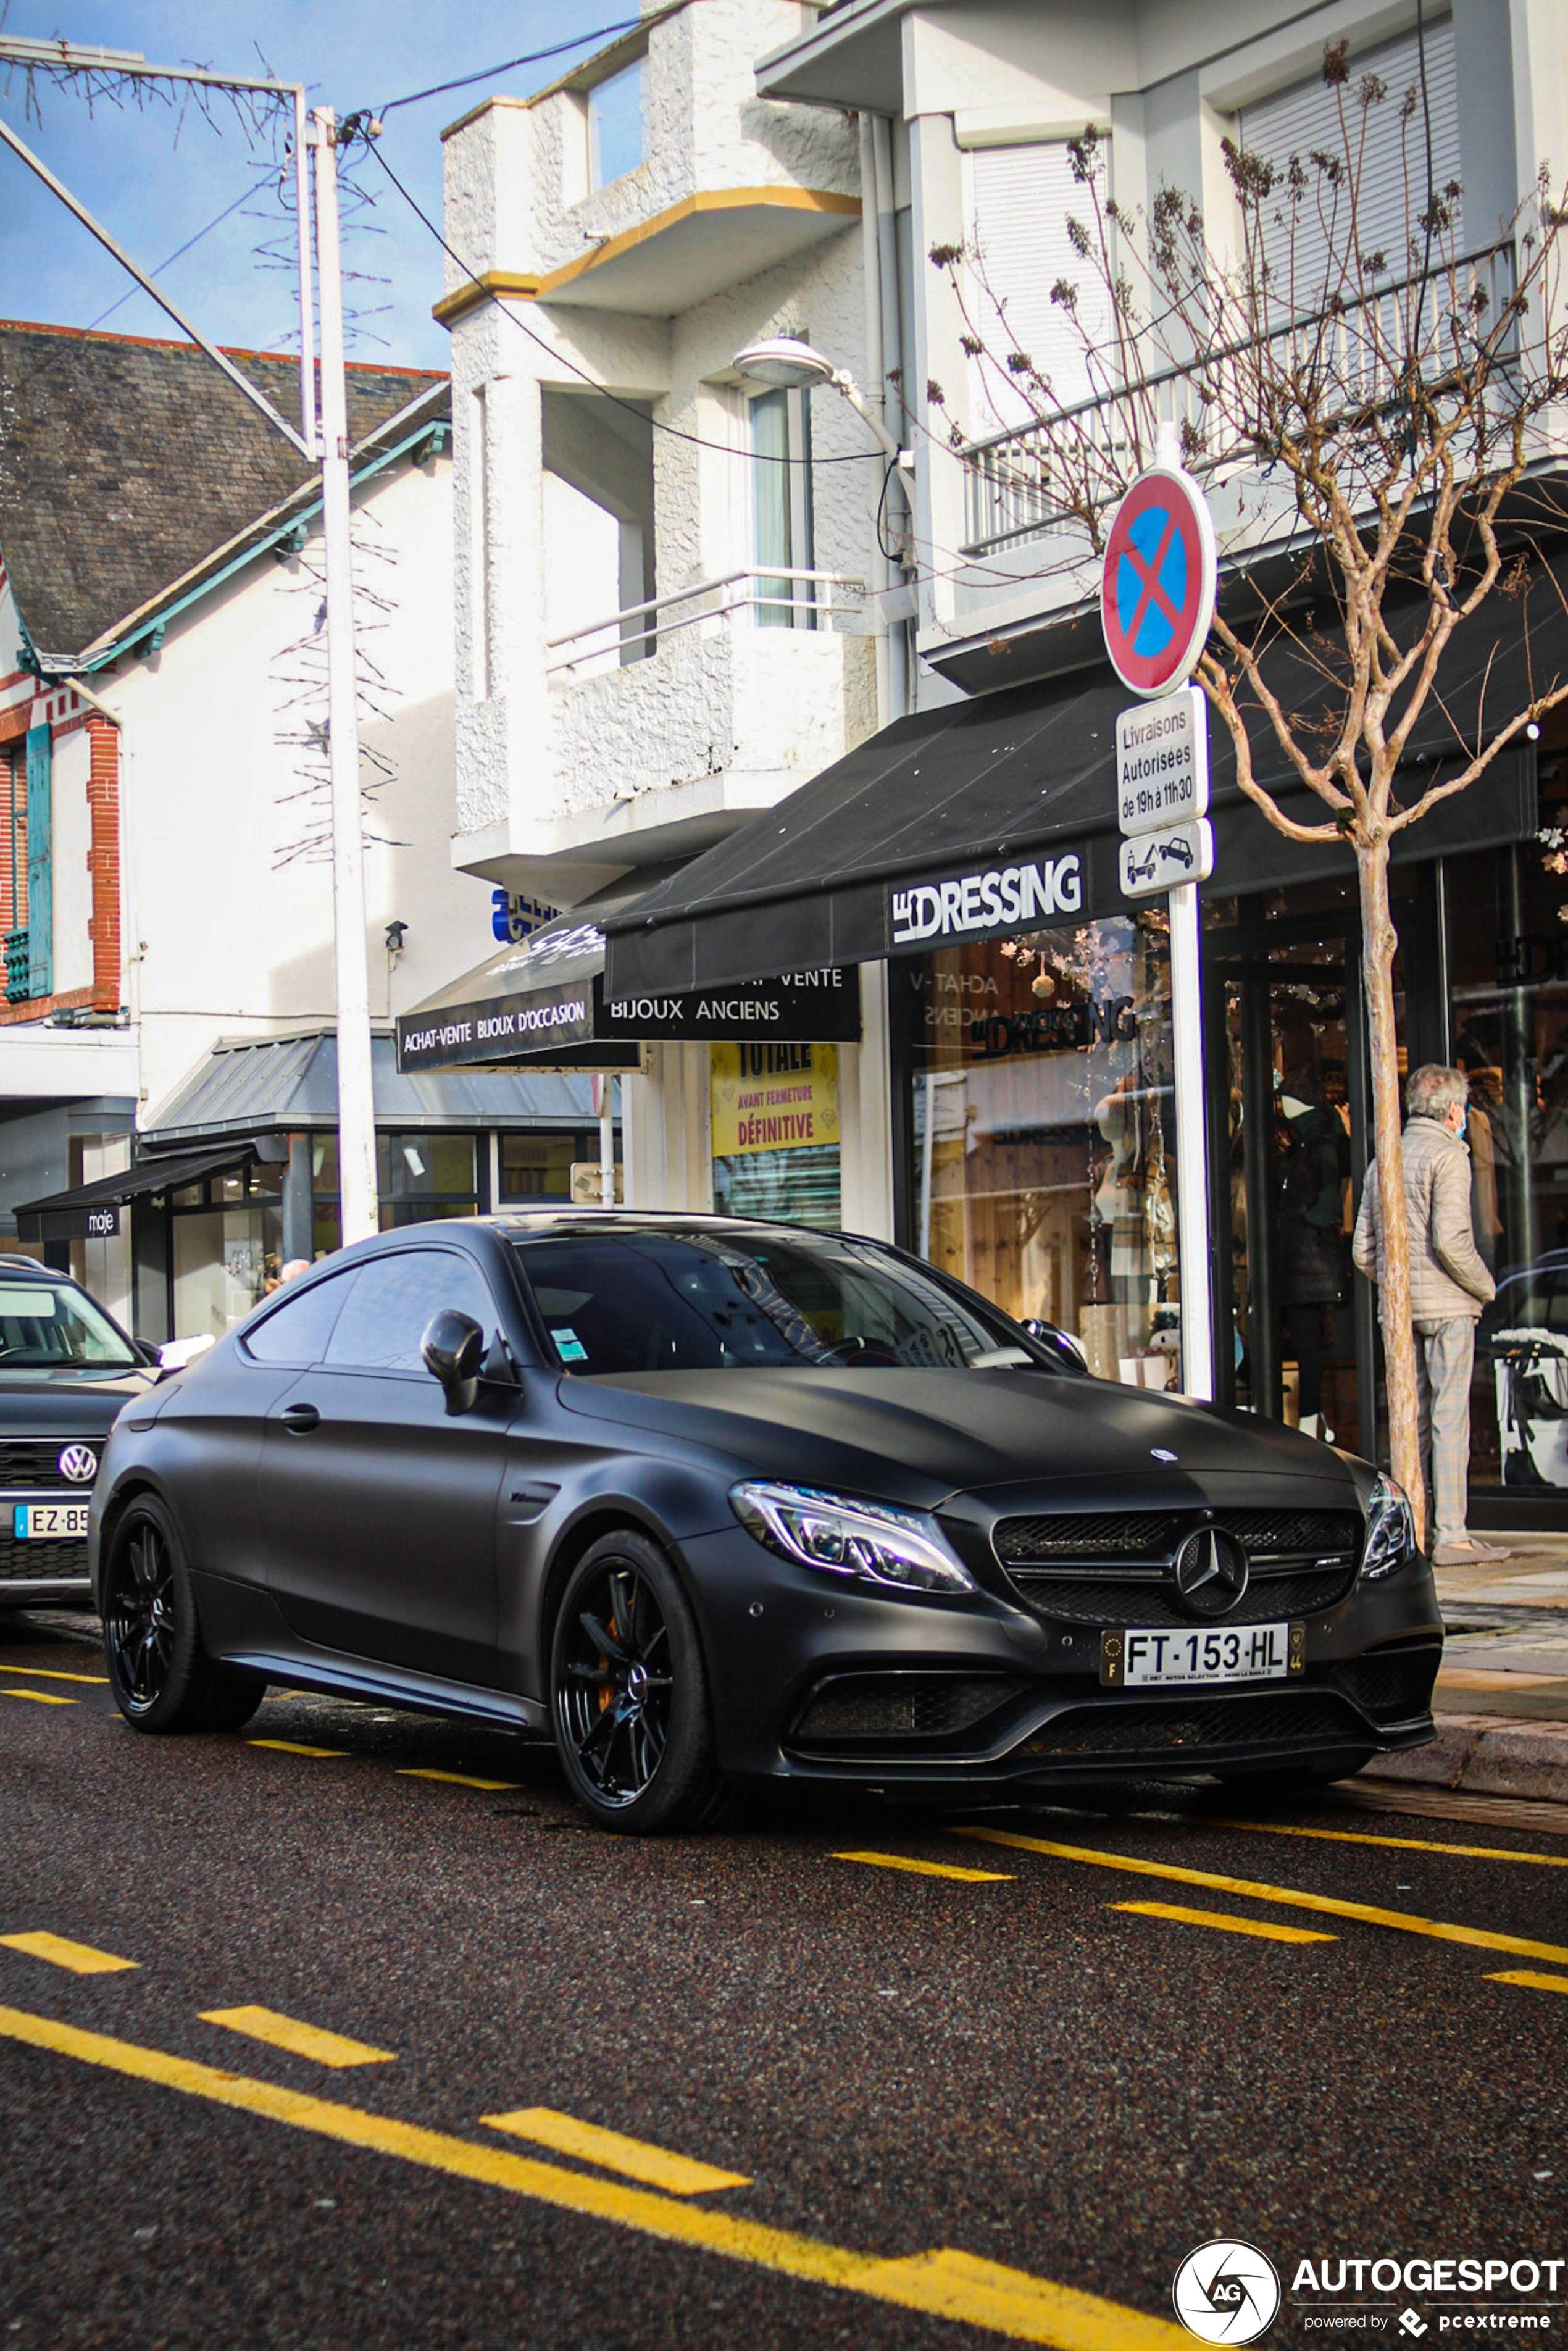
[{"x1": 1362, "y1": 1713, "x2": 1568, "y2": 1804}]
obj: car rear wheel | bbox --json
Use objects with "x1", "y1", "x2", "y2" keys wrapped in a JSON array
[
  {"x1": 102, "y1": 1496, "x2": 265, "y2": 1735},
  {"x1": 551, "y1": 1531, "x2": 727, "y2": 1834}
]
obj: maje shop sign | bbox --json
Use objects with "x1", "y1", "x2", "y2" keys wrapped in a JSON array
[{"x1": 889, "y1": 854, "x2": 1083, "y2": 950}]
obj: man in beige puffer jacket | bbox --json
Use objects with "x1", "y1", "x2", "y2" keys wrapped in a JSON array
[{"x1": 1352, "y1": 1063, "x2": 1508, "y2": 1564}]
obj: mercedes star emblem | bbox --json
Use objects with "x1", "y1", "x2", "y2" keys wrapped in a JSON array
[
  {"x1": 57, "y1": 1445, "x2": 99, "y2": 1485},
  {"x1": 1151, "y1": 1448, "x2": 1178, "y2": 1463},
  {"x1": 1173, "y1": 1526, "x2": 1249, "y2": 1619}
]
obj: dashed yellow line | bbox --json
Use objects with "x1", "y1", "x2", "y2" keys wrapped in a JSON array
[
  {"x1": 1214, "y1": 1817, "x2": 1568, "y2": 1869},
  {"x1": 2, "y1": 1688, "x2": 75, "y2": 1706},
  {"x1": 833, "y1": 1851, "x2": 1014, "y2": 1884},
  {"x1": 0, "y1": 1931, "x2": 137, "y2": 1975},
  {"x1": 1486, "y1": 1970, "x2": 1568, "y2": 1996},
  {"x1": 397, "y1": 1768, "x2": 517, "y2": 1792},
  {"x1": 200, "y1": 2006, "x2": 396, "y2": 2068},
  {"x1": 1112, "y1": 1900, "x2": 1336, "y2": 1945},
  {"x1": 484, "y1": 2107, "x2": 750, "y2": 2195},
  {"x1": 247, "y1": 1739, "x2": 346, "y2": 1760},
  {"x1": 0, "y1": 1664, "x2": 107, "y2": 1685},
  {"x1": 957, "y1": 1827, "x2": 1568, "y2": 1968},
  {"x1": 0, "y1": 2004, "x2": 1186, "y2": 2348}
]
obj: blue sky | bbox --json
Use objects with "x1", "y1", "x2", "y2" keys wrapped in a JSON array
[{"x1": 0, "y1": 1, "x2": 627, "y2": 370}]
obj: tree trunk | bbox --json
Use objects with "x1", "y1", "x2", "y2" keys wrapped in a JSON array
[{"x1": 1357, "y1": 837, "x2": 1427, "y2": 1543}]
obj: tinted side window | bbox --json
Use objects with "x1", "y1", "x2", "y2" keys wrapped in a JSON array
[
  {"x1": 324, "y1": 1250, "x2": 496, "y2": 1374},
  {"x1": 243, "y1": 1272, "x2": 352, "y2": 1366}
]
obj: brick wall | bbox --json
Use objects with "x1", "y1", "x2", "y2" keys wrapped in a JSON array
[{"x1": 86, "y1": 717, "x2": 120, "y2": 1011}]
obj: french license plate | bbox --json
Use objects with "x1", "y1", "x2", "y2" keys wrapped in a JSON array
[
  {"x1": 12, "y1": 1503, "x2": 90, "y2": 1540},
  {"x1": 1101, "y1": 1622, "x2": 1305, "y2": 1688}
]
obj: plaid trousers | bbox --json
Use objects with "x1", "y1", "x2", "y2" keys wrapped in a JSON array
[{"x1": 1414, "y1": 1316, "x2": 1477, "y2": 1548}]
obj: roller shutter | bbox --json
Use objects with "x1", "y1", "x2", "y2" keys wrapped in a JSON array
[{"x1": 968, "y1": 140, "x2": 1114, "y2": 430}]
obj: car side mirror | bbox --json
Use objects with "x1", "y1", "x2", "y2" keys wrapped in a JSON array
[
  {"x1": 421, "y1": 1309, "x2": 485, "y2": 1415},
  {"x1": 132, "y1": 1338, "x2": 162, "y2": 1368}
]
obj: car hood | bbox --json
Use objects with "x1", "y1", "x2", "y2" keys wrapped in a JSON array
[
  {"x1": 0, "y1": 1372, "x2": 150, "y2": 1431},
  {"x1": 556, "y1": 1368, "x2": 1359, "y2": 1508}
]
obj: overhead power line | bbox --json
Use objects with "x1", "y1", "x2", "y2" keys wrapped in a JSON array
[{"x1": 373, "y1": 19, "x2": 644, "y2": 116}]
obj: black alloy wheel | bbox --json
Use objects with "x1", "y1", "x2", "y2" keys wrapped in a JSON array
[
  {"x1": 102, "y1": 1496, "x2": 265, "y2": 1735},
  {"x1": 550, "y1": 1530, "x2": 727, "y2": 1833}
]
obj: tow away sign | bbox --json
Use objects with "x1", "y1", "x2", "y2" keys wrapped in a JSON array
[{"x1": 1119, "y1": 820, "x2": 1214, "y2": 898}]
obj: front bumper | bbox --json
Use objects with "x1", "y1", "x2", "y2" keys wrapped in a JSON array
[
  {"x1": 0, "y1": 1489, "x2": 93, "y2": 1608},
  {"x1": 680, "y1": 1522, "x2": 1443, "y2": 1787}
]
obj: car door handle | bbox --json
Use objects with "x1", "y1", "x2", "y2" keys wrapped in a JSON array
[{"x1": 280, "y1": 1403, "x2": 321, "y2": 1434}]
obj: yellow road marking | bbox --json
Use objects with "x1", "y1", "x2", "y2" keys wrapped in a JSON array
[
  {"x1": 958, "y1": 1827, "x2": 1568, "y2": 1967},
  {"x1": 1112, "y1": 1900, "x2": 1337, "y2": 1945},
  {"x1": 833, "y1": 1851, "x2": 1014, "y2": 1884},
  {"x1": 0, "y1": 1932, "x2": 137, "y2": 1975},
  {"x1": 199, "y1": 2006, "x2": 396, "y2": 2068},
  {"x1": 1216, "y1": 1817, "x2": 1568, "y2": 1869},
  {"x1": 483, "y1": 2107, "x2": 750, "y2": 2195},
  {"x1": 1486, "y1": 1970, "x2": 1568, "y2": 1995},
  {"x1": 0, "y1": 1664, "x2": 107, "y2": 1685},
  {"x1": 2, "y1": 1688, "x2": 75, "y2": 1705},
  {"x1": 396, "y1": 1768, "x2": 517, "y2": 1792},
  {"x1": 0, "y1": 2003, "x2": 1185, "y2": 2349},
  {"x1": 247, "y1": 1739, "x2": 346, "y2": 1760}
]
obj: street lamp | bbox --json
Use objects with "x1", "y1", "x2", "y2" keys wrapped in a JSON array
[{"x1": 730, "y1": 337, "x2": 910, "y2": 467}]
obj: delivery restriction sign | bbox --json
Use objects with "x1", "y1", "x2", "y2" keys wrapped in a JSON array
[{"x1": 1101, "y1": 464, "x2": 1217, "y2": 698}]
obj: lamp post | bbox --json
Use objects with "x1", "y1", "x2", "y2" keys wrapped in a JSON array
[{"x1": 730, "y1": 337, "x2": 910, "y2": 467}]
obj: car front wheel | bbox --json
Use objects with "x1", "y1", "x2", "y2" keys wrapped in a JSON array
[
  {"x1": 550, "y1": 1530, "x2": 726, "y2": 1834},
  {"x1": 102, "y1": 1495, "x2": 265, "y2": 1734}
]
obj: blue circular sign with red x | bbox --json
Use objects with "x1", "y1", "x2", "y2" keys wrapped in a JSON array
[{"x1": 1101, "y1": 466, "x2": 1217, "y2": 698}]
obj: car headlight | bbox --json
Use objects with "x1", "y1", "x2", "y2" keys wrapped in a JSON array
[
  {"x1": 1361, "y1": 1472, "x2": 1416, "y2": 1580},
  {"x1": 730, "y1": 1481, "x2": 976, "y2": 1597}
]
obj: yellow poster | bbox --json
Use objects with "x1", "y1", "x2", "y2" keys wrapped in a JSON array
[{"x1": 710, "y1": 1042, "x2": 840, "y2": 1156}]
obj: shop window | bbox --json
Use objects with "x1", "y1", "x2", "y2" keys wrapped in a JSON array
[
  {"x1": 500, "y1": 1134, "x2": 580, "y2": 1200},
  {"x1": 711, "y1": 1043, "x2": 841, "y2": 1231},
  {"x1": 902, "y1": 917, "x2": 1178, "y2": 1383},
  {"x1": 588, "y1": 57, "x2": 643, "y2": 190},
  {"x1": 750, "y1": 386, "x2": 815, "y2": 628}
]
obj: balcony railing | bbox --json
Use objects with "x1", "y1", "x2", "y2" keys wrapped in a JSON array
[
  {"x1": 962, "y1": 244, "x2": 1522, "y2": 556},
  {"x1": 4, "y1": 929, "x2": 28, "y2": 1004},
  {"x1": 546, "y1": 566, "x2": 866, "y2": 680}
]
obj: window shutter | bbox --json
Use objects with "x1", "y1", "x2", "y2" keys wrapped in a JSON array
[
  {"x1": 1238, "y1": 16, "x2": 1462, "y2": 304},
  {"x1": 25, "y1": 722, "x2": 51, "y2": 1000},
  {"x1": 969, "y1": 141, "x2": 1112, "y2": 431}
]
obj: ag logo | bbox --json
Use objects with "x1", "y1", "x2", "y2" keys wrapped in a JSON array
[
  {"x1": 1173, "y1": 2240, "x2": 1281, "y2": 2342},
  {"x1": 57, "y1": 1445, "x2": 98, "y2": 1485}
]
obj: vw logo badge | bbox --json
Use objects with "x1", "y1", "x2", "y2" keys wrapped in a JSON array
[
  {"x1": 57, "y1": 1445, "x2": 98, "y2": 1486},
  {"x1": 1173, "y1": 1525, "x2": 1248, "y2": 1619}
]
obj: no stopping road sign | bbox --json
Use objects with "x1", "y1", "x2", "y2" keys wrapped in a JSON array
[{"x1": 1101, "y1": 465, "x2": 1217, "y2": 698}]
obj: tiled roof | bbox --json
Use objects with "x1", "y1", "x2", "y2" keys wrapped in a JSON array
[{"x1": 0, "y1": 320, "x2": 448, "y2": 662}]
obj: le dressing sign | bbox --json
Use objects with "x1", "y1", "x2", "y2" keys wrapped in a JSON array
[{"x1": 889, "y1": 854, "x2": 1083, "y2": 950}]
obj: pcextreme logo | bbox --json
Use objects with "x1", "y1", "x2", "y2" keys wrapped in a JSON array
[{"x1": 1174, "y1": 2240, "x2": 1283, "y2": 2343}]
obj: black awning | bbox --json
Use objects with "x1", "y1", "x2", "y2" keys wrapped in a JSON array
[
  {"x1": 603, "y1": 561, "x2": 1564, "y2": 995},
  {"x1": 15, "y1": 1144, "x2": 254, "y2": 1242},
  {"x1": 395, "y1": 899, "x2": 861, "y2": 1075}
]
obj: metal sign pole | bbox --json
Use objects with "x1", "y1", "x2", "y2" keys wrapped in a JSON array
[{"x1": 1167, "y1": 879, "x2": 1214, "y2": 1398}]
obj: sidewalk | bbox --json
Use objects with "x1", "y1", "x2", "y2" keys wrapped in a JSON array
[{"x1": 1364, "y1": 1539, "x2": 1568, "y2": 1801}]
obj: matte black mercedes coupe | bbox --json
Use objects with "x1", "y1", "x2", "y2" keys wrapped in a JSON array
[{"x1": 90, "y1": 1213, "x2": 1442, "y2": 1831}]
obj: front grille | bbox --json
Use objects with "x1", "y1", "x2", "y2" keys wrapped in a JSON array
[
  {"x1": 1020, "y1": 1691, "x2": 1362, "y2": 1758},
  {"x1": 994, "y1": 1508, "x2": 1362, "y2": 1627},
  {"x1": 1335, "y1": 1651, "x2": 1440, "y2": 1721},
  {"x1": 0, "y1": 1535, "x2": 90, "y2": 1583},
  {"x1": 790, "y1": 1674, "x2": 1025, "y2": 1747},
  {"x1": 1004, "y1": 1569, "x2": 1354, "y2": 1629},
  {"x1": 0, "y1": 1438, "x2": 102, "y2": 1493}
]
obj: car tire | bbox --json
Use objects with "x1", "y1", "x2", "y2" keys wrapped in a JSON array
[
  {"x1": 550, "y1": 1529, "x2": 727, "y2": 1834},
  {"x1": 102, "y1": 1495, "x2": 262, "y2": 1735}
]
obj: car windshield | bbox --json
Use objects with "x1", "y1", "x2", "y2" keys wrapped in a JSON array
[
  {"x1": 0, "y1": 1277, "x2": 138, "y2": 1374},
  {"x1": 512, "y1": 1226, "x2": 1057, "y2": 1376}
]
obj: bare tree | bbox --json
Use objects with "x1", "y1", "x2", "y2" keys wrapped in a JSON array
[{"x1": 927, "y1": 42, "x2": 1568, "y2": 1538}]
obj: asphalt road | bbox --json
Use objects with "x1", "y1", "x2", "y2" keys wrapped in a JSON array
[{"x1": 2, "y1": 1612, "x2": 1566, "y2": 2351}]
